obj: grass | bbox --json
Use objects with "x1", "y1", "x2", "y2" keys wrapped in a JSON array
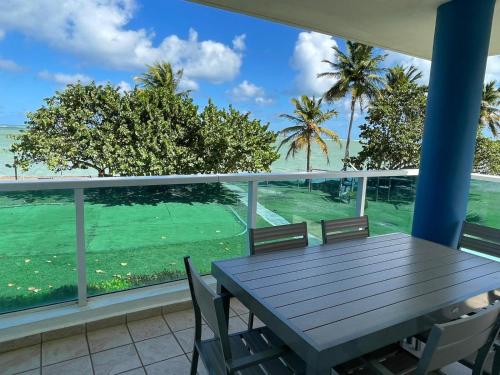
[{"x1": 0, "y1": 178, "x2": 499, "y2": 313}]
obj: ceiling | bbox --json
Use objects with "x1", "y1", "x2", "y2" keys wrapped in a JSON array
[{"x1": 188, "y1": 0, "x2": 500, "y2": 60}]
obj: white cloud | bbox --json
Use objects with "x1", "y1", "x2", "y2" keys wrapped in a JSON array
[
  {"x1": 38, "y1": 70, "x2": 91, "y2": 85},
  {"x1": 0, "y1": 1, "x2": 243, "y2": 85},
  {"x1": 232, "y1": 34, "x2": 246, "y2": 51},
  {"x1": 387, "y1": 52, "x2": 500, "y2": 84},
  {"x1": 116, "y1": 80, "x2": 132, "y2": 93},
  {"x1": 229, "y1": 80, "x2": 272, "y2": 105},
  {"x1": 178, "y1": 77, "x2": 199, "y2": 91},
  {"x1": 485, "y1": 56, "x2": 500, "y2": 82},
  {"x1": 0, "y1": 58, "x2": 22, "y2": 72},
  {"x1": 291, "y1": 31, "x2": 337, "y2": 96},
  {"x1": 0, "y1": 30, "x2": 5, "y2": 40}
]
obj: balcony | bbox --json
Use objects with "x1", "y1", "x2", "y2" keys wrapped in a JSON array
[{"x1": 0, "y1": 169, "x2": 498, "y2": 374}]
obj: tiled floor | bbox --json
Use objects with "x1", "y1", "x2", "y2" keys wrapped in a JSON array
[
  {"x1": 0, "y1": 298, "x2": 472, "y2": 375},
  {"x1": 0, "y1": 299, "x2": 252, "y2": 375}
]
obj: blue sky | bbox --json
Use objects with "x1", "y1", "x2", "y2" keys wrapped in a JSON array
[{"x1": 0, "y1": 0, "x2": 499, "y2": 139}]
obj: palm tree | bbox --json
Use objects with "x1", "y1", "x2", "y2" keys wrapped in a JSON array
[
  {"x1": 135, "y1": 62, "x2": 184, "y2": 92},
  {"x1": 385, "y1": 65, "x2": 423, "y2": 90},
  {"x1": 278, "y1": 96, "x2": 339, "y2": 175},
  {"x1": 479, "y1": 81, "x2": 500, "y2": 137},
  {"x1": 318, "y1": 41, "x2": 386, "y2": 169}
]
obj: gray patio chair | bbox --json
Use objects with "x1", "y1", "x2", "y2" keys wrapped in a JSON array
[
  {"x1": 249, "y1": 222, "x2": 308, "y2": 254},
  {"x1": 321, "y1": 216, "x2": 369, "y2": 245},
  {"x1": 458, "y1": 222, "x2": 500, "y2": 258},
  {"x1": 336, "y1": 303, "x2": 500, "y2": 375},
  {"x1": 183, "y1": 256, "x2": 305, "y2": 375},
  {"x1": 247, "y1": 222, "x2": 308, "y2": 329}
]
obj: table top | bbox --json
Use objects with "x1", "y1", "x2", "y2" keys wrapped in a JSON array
[{"x1": 212, "y1": 233, "x2": 500, "y2": 369}]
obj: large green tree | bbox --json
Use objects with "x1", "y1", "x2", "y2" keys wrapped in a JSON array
[
  {"x1": 318, "y1": 41, "x2": 386, "y2": 169},
  {"x1": 353, "y1": 75, "x2": 500, "y2": 175},
  {"x1": 11, "y1": 82, "x2": 279, "y2": 176},
  {"x1": 352, "y1": 75, "x2": 427, "y2": 169},
  {"x1": 278, "y1": 96, "x2": 339, "y2": 173}
]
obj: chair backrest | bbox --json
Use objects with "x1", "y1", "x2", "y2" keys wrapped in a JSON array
[
  {"x1": 183, "y1": 256, "x2": 232, "y2": 364},
  {"x1": 458, "y1": 222, "x2": 500, "y2": 258},
  {"x1": 249, "y1": 222, "x2": 308, "y2": 254},
  {"x1": 416, "y1": 303, "x2": 500, "y2": 375},
  {"x1": 321, "y1": 216, "x2": 369, "y2": 245}
]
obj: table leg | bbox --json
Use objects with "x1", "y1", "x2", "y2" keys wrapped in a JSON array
[{"x1": 217, "y1": 282, "x2": 231, "y2": 327}]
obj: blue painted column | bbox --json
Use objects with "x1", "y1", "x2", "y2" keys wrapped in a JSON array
[{"x1": 412, "y1": 0, "x2": 496, "y2": 247}]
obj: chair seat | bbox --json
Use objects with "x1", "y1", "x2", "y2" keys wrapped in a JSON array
[{"x1": 196, "y1": 326, "x2": 305, "y2": 375}]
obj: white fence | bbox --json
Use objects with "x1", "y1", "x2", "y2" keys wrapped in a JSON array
[{"x1": 0, "y1": 168, "x2": 498, "y2": 308}]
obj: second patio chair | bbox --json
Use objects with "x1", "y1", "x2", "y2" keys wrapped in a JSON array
[
  {"x1": 336, "y1": 303, "x2": 500, "y2": 375},
  {"x1": 247, "y1": 222, "x2": 308, "y2": 329},
  {"x1": 321, "y1": 216, "x2": 369, "y2": 245},
  {"x1": 183, "y1": 256, "x2": 305, "y2": 375},
  {"x1": 459, "y1": 221, "x2": 500, "y2": 259}
]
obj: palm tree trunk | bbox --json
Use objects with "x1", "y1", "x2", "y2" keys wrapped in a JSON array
[
  {"x1": 343, "y1": 96, "x2": 356, "y2": 171},
  {"x1": 307, "y1": 137, "x2": 312, "y2": 191}
]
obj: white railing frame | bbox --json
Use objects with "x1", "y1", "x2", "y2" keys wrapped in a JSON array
[{"x1": 0, "y1": 168, "x2": 498, "y2": 313}]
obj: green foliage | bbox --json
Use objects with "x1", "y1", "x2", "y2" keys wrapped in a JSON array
[
  {"x1": 278, "y1": 96, "x2": 339, "y2": 172},
  {"x1": 474, "y1": 135, "x2": 500, "y2": 175},
  {"x1": 135, "y1": 62, "x2": 184, "y2": 92},
  {"x1": 318, "y1": 41, "x2": 386, "y2": 167},
  {"x1": 479, "y1": 81, "x2": 500, "y2": 137},
  {"x1": 11, "y1": 81, "x2": 279, "y2": 176},
  {"x1": 352, "y1": 80, "x2": 427, "y2": 169}
]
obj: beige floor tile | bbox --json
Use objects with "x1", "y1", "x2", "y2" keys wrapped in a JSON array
[
  {"x1": 239, "y1": 313, "x2": 265, "y2": 328},
  {"x1": 42, "y1": 334, "x2": 89, "y2": 366},
  {"x1": 135, "y1": 334, "x2": 183, "y2": 365},
  {"x1": 127, "y1": 316, "x2": 170, "y2": 342},
  {"x1": 18, "y1": 369, "x2": 41, "y2": 375},
  {"x1": 0, "y1": 344, "x2": 40, "y2": 375},
  {"x1": 145, "y1": 355, "x2": 191, "y2": 375},
  {"x1": 42, "y1": 325, "x2": 85, "y2": 342},
  {"x1": 163, "y1": 309, "x2": 196, "y2": 332},
  {"x1": 91, "y1": 344, "x2": 141, "y2": 375},
  {"x1": 173, "y1": 326, "x2": 213, "y2": 353},
  {"x1": 230, "y1": 298, "x2": 249, "y2": 315},
  {"x1": 118, "y1": 368, "x2": 146, "y2": 375},
  {"x1": 42, "y1": 356, "x2": 93, "y2": 375},
  {"x1": 87, "y1": 324, "x2": 132, "y2": 353},
  {"x1": 228, "y1": 316, "x2": 247, "y2": 333}
]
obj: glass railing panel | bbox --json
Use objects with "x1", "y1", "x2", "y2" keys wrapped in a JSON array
[
  {"x1": 467, "y1": 179, "x2": 500, "y2": 228},
  {"x1": 364, "y1": 176, "x2": 417, "y2": 235},
  {"x1": 0, "y1": 189, "x2": 77, "y2": 313},
  {"x1": 257, "y1": 179, "x2": 357, "y2": 245},
  {"x1": 84, "y1": 183, "x2": 248, "y2": 297}
]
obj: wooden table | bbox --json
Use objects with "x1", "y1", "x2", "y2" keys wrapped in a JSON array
[{"x1": 212, "y1": 233, "x2": 500, "y2": 374}]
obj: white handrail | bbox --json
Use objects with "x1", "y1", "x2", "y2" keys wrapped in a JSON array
[{"x1": 0, "y1": 169, "x2": 422, "y2": 191}]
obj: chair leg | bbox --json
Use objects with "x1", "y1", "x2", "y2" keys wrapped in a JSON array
[
  {"x1": 190, "y1": 347, "x2": 199, "y2": 375},
  {"x1": 492, "y1": 346, "x2": 500, "y2": 375},
  {"x1": 247, "y1": 312, "x2": 255, "y2": 330}
]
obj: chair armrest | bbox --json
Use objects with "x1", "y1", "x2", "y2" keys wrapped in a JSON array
[{"x1": 227, "y1": 346, "x2": 287, "y2": 372}]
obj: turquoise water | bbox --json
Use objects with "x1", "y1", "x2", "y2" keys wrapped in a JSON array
[{"x1": 0, "y1": 125, "x2": 361, "y2": 177}]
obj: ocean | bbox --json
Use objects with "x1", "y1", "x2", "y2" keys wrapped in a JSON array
[{"x1": 0, "y1": 125, "x2": 361, "y2": 177}]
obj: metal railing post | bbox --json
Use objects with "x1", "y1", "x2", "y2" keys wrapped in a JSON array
[
  {"x1": 356, "y1": 176, "x2": 367, "y2": 217},
  {"x1": 247, "y1": 181, "x2": 258, "y2": 254},
  {"x1": 74, "y1": 188, "x2": 87, "y2": 307}
]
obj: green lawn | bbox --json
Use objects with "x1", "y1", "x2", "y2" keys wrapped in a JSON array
[{"x1": 1, "y1": 179, "x2": 499, "y2": 313}]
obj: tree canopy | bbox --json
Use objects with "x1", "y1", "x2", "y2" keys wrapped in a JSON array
[
  {"x1": 352, "y1": 73, "x2": 427, "y2": 169},
  {"x1": 278, "y1": 96, "x2": 339, "y2": 172},
  {"x1": 353, "y1": 71, "x2": 500, "y2": 174},
  {"x1": 11, "y1": 81, "x2": 279, "y2": 176},
  {"x1": 318, "y1": 41, "x2": 386, "y2": 169}
]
